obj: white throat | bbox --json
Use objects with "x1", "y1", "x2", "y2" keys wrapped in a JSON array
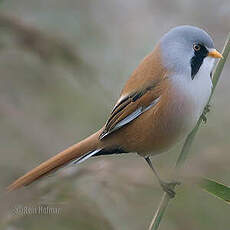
[
  {"x1": 191, "y1": 56, "x2": 214, "y2": 114},
  {"x1": 171, "y1": 56, "x2": 214, "y2": 131}
]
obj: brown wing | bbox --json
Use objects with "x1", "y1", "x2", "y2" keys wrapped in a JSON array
[
  {"x1": 99, "y1": 44, "x2": 168, "y2": 140},
  {"x1": 99, "y1": 80, "x2": 164, "y2": 139}
]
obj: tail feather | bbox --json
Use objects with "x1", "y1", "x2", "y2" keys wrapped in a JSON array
[
  {"x1": 69, "y1": 148, "x2": 102, "y2": 165},
  {"x1": 7, "y1": 131, "x2": 101, "y2": 192}
]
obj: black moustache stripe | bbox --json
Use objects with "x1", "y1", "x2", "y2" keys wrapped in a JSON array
[{"x1": 190, "y1": 45, "x2": 209, "y2": 79}]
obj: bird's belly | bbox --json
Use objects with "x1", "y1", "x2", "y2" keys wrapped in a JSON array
[
  {"x1": 149, "y1": 101, "x2": 195, "y2": 155},
  {"x1": 140, "y1": 81, "x2": 211, "y2": 156},
  {"x1": 145, "y1": 73, "x2": 212, "y2": 155},
  {"x1": 113, "y1": 98, "x2": 198, "y2": 156}
]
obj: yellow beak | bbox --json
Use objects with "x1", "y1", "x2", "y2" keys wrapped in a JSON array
[{"x1": 208, "y1": 49, "x2": 223, "y2": 59}]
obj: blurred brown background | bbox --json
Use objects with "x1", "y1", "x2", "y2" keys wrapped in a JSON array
[{"x1": 0, "y1": 0, "x2": 230, "y2": 229}]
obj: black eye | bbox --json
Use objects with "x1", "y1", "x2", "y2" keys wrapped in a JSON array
[{"x1": 193, "y1": 44, "x2": 201, "y2": 51}]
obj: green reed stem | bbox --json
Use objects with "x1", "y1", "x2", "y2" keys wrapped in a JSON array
[{"x1": 149, "y1": 33, "x2": 230, "y2": 230}]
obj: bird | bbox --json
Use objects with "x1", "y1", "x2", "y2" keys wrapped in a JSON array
[{"x1": 7, "y1": 25, "x2": 223, "y2": 197}]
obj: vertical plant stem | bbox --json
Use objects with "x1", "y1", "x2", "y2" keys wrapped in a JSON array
[
  {"x1": 149, "y1": 33, "x2": 230, "y2": 230},
  {"x1": 148, "y1": 194, "x2": 169, "y2": 230}
]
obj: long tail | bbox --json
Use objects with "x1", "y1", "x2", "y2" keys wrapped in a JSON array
[{"x1": 7, "y1": 130, "x2": 102, "y2": 192}]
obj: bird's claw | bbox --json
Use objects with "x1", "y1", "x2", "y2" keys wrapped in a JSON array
[
  {"x1": 160, "y1": 181, "x2": 181, "y2": 199},
  {"x1": 204, "y1": 104, "x2": 211, "y2": 114},
  {"x1": 201, "y1": 104, "x2": 211, "y2": 124}
]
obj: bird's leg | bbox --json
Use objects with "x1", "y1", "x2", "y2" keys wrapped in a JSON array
[
  {"x1": 145, "y1": 157, "x2": 180, "y2": 198},
  {"x1": 201, "y1": 104, "x2": 211, "y2": 124}
]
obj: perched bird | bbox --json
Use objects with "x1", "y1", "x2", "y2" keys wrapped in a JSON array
[{"x1": 7, "y1": 25, "x2": 222, "y2": 197}]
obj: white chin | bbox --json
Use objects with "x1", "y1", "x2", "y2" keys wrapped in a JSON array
[{"x1": 202, "y1": 56, "x2": 215, "y2": 75}]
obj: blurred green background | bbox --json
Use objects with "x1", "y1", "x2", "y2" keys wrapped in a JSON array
[{"x1": 0, "y1": 0, "x2": 230, "y2": 229}]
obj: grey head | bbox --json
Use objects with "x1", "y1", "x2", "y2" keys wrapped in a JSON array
[{"x1": 160, "y1": 25, "x2": 215, "y2": 79}]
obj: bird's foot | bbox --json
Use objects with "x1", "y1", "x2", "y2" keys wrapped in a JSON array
[
  {"x1": 201, "y1": 104, "x2": 211, "y2": 124},
  {"x1": 160, "y1": 181, "x2": 181, "y2": 198}
]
